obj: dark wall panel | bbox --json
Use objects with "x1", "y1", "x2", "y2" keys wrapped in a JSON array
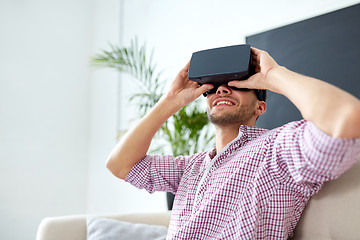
[{"x1": 246, "y1": 3, "x2": 360, "y2": 130}]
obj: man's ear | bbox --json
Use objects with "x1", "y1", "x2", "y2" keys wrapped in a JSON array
[{"x1": 255, "y1": 101, "x2": 266, "y2": 117}]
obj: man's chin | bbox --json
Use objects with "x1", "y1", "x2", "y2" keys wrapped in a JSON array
[
  {"x1": 208, "y1": 113, "x2": 241, "y2": 126},
  {"x1": 207, "y1": 109, "x2": 254, "y2": 126}
]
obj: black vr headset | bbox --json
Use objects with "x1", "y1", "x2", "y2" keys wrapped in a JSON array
[{"x1": 188, "y1": 44, "x2": 266, "y2": 101}]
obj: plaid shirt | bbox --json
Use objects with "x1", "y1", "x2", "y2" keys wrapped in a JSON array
[{"x1": 125, "y1": 120, "x2": 360, "y2": 239}]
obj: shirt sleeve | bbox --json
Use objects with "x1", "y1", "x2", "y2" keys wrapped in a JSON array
[
  {"x1": 124, "y1": 154, "x2": 191, "y2": 194},
  {"x1": 274, "y1": 120, "x2": 360, "y2": 184}
]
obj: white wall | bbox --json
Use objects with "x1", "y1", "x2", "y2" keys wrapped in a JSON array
[
  {"x1": 0, "y1": 0, "x2": 92, "y2": 239},
  {"x1": 86, "y1": 0, "x2": 168, "y2": 215}
]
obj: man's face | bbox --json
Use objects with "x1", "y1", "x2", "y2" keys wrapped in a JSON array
[{"x1": 206, "y1": 84, "x2": 259, "y2": 127}]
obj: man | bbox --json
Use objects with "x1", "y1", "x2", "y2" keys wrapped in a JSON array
[{"x1": 106, "y1": 47, "x2": 360, "y2": 239}]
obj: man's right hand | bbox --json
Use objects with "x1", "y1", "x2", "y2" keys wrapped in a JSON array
[{"x1": 164, "y1": 61, "x2": 214, "y2": 112}]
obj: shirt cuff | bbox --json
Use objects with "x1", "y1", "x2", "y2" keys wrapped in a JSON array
[
  {"x1": 302, "y1": 121, "x2": 360, "y2": 178},
  {"x1": 124, "y1": 155, "x2": 151, "y2": 189}
]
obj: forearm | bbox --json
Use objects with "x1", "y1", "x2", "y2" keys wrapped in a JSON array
[
  {"x1": 268, "y1": 66, "x2": 360, "y2": 138},
  {"x1": 106, "y1": 95, "x2": 182, "y2": 179},
  {"x1": 106, "y1": 60, "x2": 212, "y2": 179}
]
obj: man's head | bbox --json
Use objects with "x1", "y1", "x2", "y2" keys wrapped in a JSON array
[{"x1": 206, "y1": 84, "x2": 267, "y2": 127}]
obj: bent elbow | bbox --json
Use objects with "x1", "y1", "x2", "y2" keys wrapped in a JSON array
[
  {"x1": 105, "y1": 155, "x2": 128, "y2": 180},
  {"x1": 105, "y1": 156, "x2": 116, "y2": 175},
  {"x1": 105, "y1": 157, "x2": 114, "y2": 173},
  {"x1": 334, "y1": 103, "x2": 360, "y2": 138},
  {"x1": 348, "y1": 103, "x2": 360, "y2": 137}
]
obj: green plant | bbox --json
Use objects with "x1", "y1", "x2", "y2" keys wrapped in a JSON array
[{"x1": 90, "y1": 37, "x2": 214, "y2": 156}]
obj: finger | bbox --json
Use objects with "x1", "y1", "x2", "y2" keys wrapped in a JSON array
[
  {"x1": 228, "y1": 72, "x2": 263, "y2": 89},
  {"x1": 184, "y1": 60, "x2": 190, "y2": 69},
  {"x1": 251, "y1": 49, "x2": 260, "y2": 58},
  {"x1": 179, "y1": 62, "x2": 191, "y2": 79},
  {"x1": 228, "y1": 80, "x2": 250, "y2": 89},
  {"x1": 251, "y1": 58, "x2": 257, "y2": 66},
  {"x1": 194, "y1": 84, "x2": 213, "y2": 97},
  {"x1": 251, "y1": 47, "x2": 262, "y2": 56},
  {"x1": 251, "y1": 49, "x2": 261, "y2": 63},
  {"x1": 252, "y1": 59, "x2": 260, "y2": 70},
  {"x1": 178, "y1": 60, "x2": 190, "y2": 76}
]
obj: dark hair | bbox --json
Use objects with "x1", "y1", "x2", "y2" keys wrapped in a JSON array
[{"x1": 255, "y1": 89, "x2": 267, "y2": 102}]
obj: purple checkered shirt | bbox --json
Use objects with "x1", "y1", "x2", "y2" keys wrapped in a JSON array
[{"x1": 125, "y1": 120, "x2": 360, "y2": 239}]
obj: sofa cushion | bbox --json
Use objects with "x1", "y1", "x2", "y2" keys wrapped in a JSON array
[
  {"x1": 86, "y1": 216, "x2": 168, "y2": 240},
  {"x1": 292, "y1": 160, "x2": 360, "y2": 239}
]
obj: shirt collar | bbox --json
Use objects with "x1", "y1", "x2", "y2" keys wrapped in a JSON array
[
  {"x1": 238, "y1": 125, "x2": 269, "y2": 142},
  {"x1": 207, "y1": 125, "x2": 269, "y2": 159}
]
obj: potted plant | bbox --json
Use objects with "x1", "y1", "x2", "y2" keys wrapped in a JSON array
[{"x1": 90, "y1": 37, "x2": 214, "y2": 208}]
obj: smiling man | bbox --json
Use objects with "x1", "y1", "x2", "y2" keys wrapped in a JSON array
[{"x1": 106, "y1": 47, "x2": 360, "y2": 239}]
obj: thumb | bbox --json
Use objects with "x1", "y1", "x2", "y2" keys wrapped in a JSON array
[
  {"x1": 228, "y1": 72, "x2": 263, "y2": 89},
  {"x1": 194, "y1": 84, "x2": 214, "y2": 97},
  {"x1": 228, "y1": 79, "x2": 251, "y2": 89}
]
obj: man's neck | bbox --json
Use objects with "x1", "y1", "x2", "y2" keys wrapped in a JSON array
[{"x1": 215, "y1": 124, "x2": 241, "y2": 154}]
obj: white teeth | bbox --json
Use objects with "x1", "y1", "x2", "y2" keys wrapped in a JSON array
[{"x1": 216, "y1": 101, "x2": 233, "y2": 106}]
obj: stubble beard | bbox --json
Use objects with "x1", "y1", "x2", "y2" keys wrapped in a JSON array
[{"x1": 207, "y1": 103, "x2": 256, "y2": 127}]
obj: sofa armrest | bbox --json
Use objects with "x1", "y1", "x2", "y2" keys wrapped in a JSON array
[
  {"x1": 292, "y1": 160, "x2": 360, "y2": 239},
  {"x1": 36, "y1": 215, "x2": 87, "y2": 240},
  {"x1": 36, "y1": 212, "x2": 172, "y2": 240}
]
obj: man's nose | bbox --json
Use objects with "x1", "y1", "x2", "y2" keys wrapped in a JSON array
[{"x1": 216, "y1": 84, "x2": 232, "y2": 95}]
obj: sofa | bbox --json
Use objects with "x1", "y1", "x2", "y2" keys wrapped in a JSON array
[{"x1": 37, "y1": 161, "x2": 360, "y2": 240}]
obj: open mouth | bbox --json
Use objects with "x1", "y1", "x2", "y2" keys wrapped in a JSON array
[
  {"x1": 213, "y1": 98, "x2": 236, "y2": 107},
  {"x1": 214, "y1": 100, "x2": 234, "y2": 106}
]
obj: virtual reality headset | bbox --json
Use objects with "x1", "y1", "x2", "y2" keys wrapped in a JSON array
[{"x1": 188, "y1": 44, "x2": 266, "y2": 101}]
